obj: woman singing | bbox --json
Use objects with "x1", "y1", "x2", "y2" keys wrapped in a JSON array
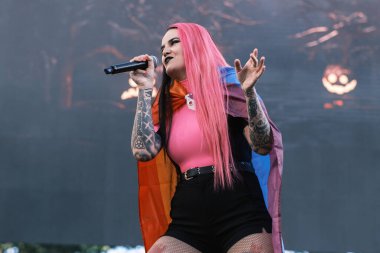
[{"x1": 130, "y1": 23, "x2": 283, "y2": 253}]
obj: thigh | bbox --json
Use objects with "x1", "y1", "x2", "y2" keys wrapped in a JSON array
[
  {"x1": 227, "y1": 229, "x2": 273, "y2": 253},
  {"x1": 148, "y1": 236, "x2": 202, "y2": 253},
  {"x1": 210, "y1": 171, "x2": 272, "y2": 251}
]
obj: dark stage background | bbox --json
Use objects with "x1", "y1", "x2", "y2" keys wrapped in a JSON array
[{"x1": 1, "y1": 0, "x2": 379, "y2": 252}]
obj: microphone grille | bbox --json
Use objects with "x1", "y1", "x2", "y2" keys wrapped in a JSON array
[{"x1": 151, "y1": 55, "x2": 159, "y2": 68}]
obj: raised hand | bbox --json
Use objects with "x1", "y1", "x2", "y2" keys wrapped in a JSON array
[{"x1": 234, "y1": 48, "x2": 265, "y2": 94}]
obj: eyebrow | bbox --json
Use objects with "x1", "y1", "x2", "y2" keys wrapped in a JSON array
[{"x1": 160, "y1": 37, "x2": 180, "y2": 52}]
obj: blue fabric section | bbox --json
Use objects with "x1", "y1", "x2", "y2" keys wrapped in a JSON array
[
  {"x1": 219, "y1": 66, "x2": 240, "y2": 85},
  {"x1": 251, "y1": 152, "x2": 270, "y2": 208}
]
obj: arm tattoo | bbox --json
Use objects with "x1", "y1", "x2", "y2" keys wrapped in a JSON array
[
  {"x1": 245, "y1": 88, "x2": 273, "y2": 153},
  {"x1": 131, "y1": 88, "x2": 162, "y2": 161}
]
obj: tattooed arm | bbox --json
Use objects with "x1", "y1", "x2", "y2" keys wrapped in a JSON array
[
  {"x1": 129, "y1": 54, "x2": 162, "y2": 161},
  {"x1": 235, "y1": 48, "x2": 273, "y2": 155},
  {"x1": 131, "y1": 88, "x2": 162, "y2": 161},
  {"x1": 244, "y1": 88, "x2": 273, "y2": 154}
]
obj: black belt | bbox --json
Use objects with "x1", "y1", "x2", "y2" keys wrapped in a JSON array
[{"x1": 180, "y1": 162, "x2": 254, "y2": 181}]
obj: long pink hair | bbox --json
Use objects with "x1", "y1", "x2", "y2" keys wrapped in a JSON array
[{"x1": 169, "y1": 23, "x2": 237, "y2": 188}]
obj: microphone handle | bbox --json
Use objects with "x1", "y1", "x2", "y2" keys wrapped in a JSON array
[{"x1": 104, "y1": 61, "x2": 148, "y2": 75}]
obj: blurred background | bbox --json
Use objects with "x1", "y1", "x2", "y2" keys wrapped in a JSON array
[{"x1": 0, "y1": 0, "x2": 379, "y2": 252}]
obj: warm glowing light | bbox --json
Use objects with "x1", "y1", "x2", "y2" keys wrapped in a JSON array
[
  {"x1": 327, "y1": 74, "x2": 337, "y2": 83},
  {"x1": 322, "y1": 78, "x2": 357, "y2": 95},
  {"x1": 121, "y1": 87, "x2": 158, "y2": 100},
  {"x1": 122, "y1": 78, "x2": 158, "y2": 100},
  {"x1": 293, "y1": 26, "x2": 329, "y2": 38},
  {"x1": 323, "y1": 100, "x2": 345, "y2": 110},
  {"x1": 322, "y1": 65, "x2": 357, "y2": 95},
  {"x1": 306, "y1": 30, "x2": 339, "y2": 47},
  {"x1": 128, "y1": 78, "x2": 138, "y2": 88},
  {"x1": 121, "y1": 88, "x2": 139, "y2": 100},
  {"x1": 324, "y1": 103, "x2": 333, "y2": 109},
  {"x1": 128, "y1": 78, "x2": 156, "y2": 88},
  {"x1": 339, "y1": 75, "x2": 348, "y2": 85},
  {"x1": 333, "y1": 100, "x2": 344, "y2": 107},
  {"x1": 152, "y1": 88, "x2": 158, "y2": 97}
]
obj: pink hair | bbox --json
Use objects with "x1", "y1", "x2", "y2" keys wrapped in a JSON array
[{"x1": 169, "y1": 23, "x2": 237, "y2": 188}]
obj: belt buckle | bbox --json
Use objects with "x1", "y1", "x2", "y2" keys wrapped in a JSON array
[
  {"x1": 184, "y1": 172, "x2": 193, "y2": 181},
  {"x1": 184, "y1": 167, "x2": 200, "y2": 181}
]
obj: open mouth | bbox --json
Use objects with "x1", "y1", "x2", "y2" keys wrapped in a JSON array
[{"x1": 165, "y1": 57, "x2": 173, "y2": 65}]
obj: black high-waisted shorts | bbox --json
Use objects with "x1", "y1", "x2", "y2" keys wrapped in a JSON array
[{"x1": 164, "y1": 170, "x2": 272, "y2": 253}]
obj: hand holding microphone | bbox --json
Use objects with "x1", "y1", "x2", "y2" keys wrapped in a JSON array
[{"x1": 104, "y1": 54, "x2": 158, "y2": 89}]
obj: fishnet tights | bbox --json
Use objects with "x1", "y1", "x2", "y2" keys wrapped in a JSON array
[
  {"x1": 148, "y1": 230, "x2": 273, "y2": 253},
  {"x1": 227, "y1": 229, "x2": 274, "y2": 253},
  {"x1": 148, "y1": 236, "x2": 201, "y2": 253}
]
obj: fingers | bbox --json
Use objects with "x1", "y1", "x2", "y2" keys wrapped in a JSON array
[
  {"x1": 234, "y1": 59, "x2": 242, "y2": 72},
  {"x1": 130, "y1": 54, "x2": 150, "y2": 63},
  {"x1": 130, "y1": 69, "x2": 146, "y2": 76},
  {"x1": 139, "y1": 54, "x2": 155, "y2": 70},
  {"x1": 258, "y1": 56, "x2": 265, "y2": 70},
  {"x1": 129, "y1": 55, "x2": 146, "y2": 79},
  {"x1": 147, "y1": 55, "x2": 156, "y2": 69},
  {"x1": 255, "y1": 55, "x2": 266, "y2": 79},
  {"x1": 250, "y1": 48, "x2": 259, "y2": 67},
  {"x1": 129, "y1": 54, "x2": 154, "y2": 75},
  {"x1": 250, "y1": 48, "x2": 266, "y2": 71},
  {"x1": 257, "y1": 64, "x2": 266, "y2": 79}
]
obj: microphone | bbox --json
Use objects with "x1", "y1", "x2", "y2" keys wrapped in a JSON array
[{"x1": 104, "y1": 55, "x2": 158, "y2": 75}]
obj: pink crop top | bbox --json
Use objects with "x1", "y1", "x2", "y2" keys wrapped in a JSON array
[
  {"x1": 154, "y1": 81, "x2": 214, "y2": 173},
  {"x1": 167, "y1": 104, "x2": 214, "y2": 173}
]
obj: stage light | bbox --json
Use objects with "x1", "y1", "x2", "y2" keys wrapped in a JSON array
[
  {"x1": 322, "y1": 65, "x2": 357, "y2": 95},
  {"x1": 121, "y1": 78, "x2": 158, "y2": 100}
]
